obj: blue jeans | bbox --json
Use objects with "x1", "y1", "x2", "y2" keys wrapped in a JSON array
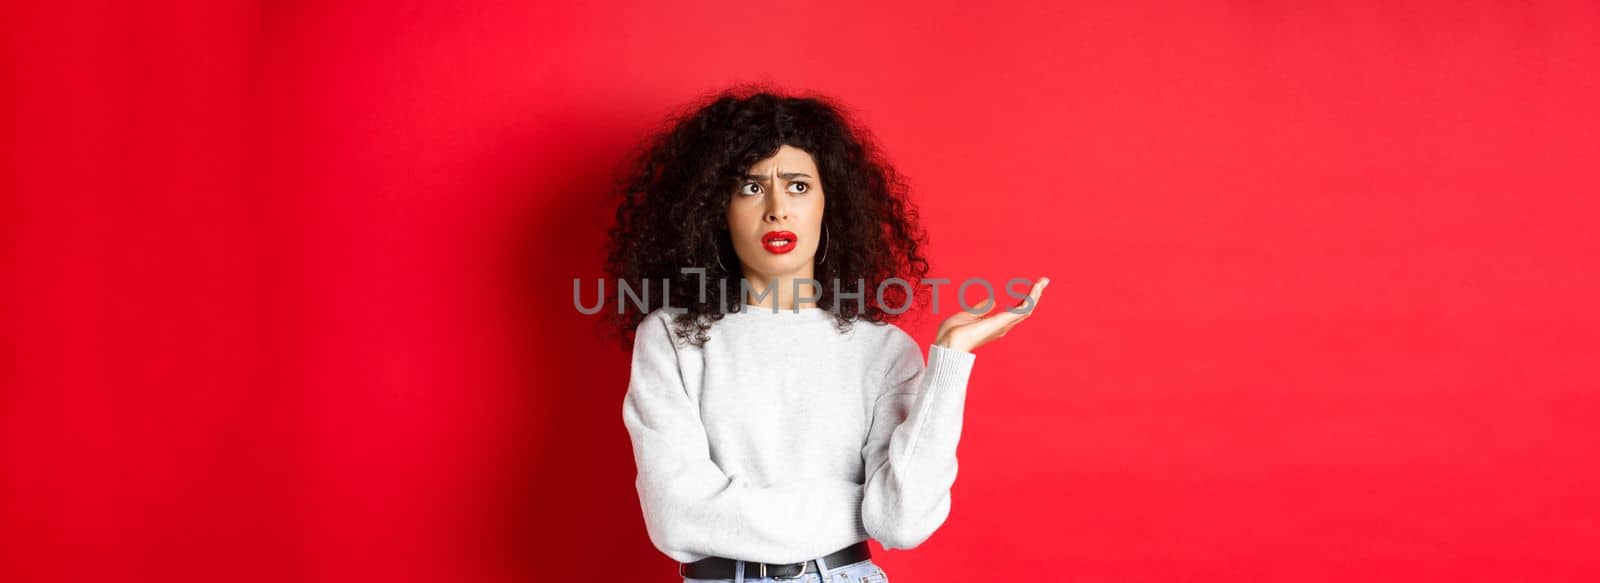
[{"x1": 682, "y1": 556, "x2": 891, "y2": 583}]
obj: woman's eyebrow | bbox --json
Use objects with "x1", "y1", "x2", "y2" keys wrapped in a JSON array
[{"x1": 742, "y1": 172, "x2": 813, "y2": 181}]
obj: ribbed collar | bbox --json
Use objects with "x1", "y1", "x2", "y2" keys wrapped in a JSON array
[{"x1": 723, "y1": 303, "x2": 836, "y2": 320}]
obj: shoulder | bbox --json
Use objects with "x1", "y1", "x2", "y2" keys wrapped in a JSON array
[
  {"x1": 635, "y1": 307, "x2": 717, "y2": 352},
  {"x1": 641, "y1": 306, "x2": 675, "y2": 327},
  {"x1": 633, "y1": 307, "x2": 685, "y2": 352},
  {"x1": 859, "y1": 320, "x2": 923, "y2": 378},
  {"x1": 875, "y1": 320, "x2": 918, "y2": 354}
]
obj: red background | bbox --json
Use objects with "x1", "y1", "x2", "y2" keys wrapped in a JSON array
[{"x1": 4, "y1": 1, "x2": 1598, "y2": 581}]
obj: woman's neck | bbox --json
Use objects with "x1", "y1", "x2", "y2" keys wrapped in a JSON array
[{"x1": 740, "y1": 272, "x2": 820, "y2": 310}]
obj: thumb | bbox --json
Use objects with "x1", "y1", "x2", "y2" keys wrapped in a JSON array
[{"x1": 948, "y1": 297, "x2": 996, "y2": 323}]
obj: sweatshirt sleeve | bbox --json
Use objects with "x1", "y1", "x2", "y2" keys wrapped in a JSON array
[
  {"x1": 859, "y1": 334, "x2": 978, "y2": 550},
  {"x1": 621, "y1": 312, "x2": 871, "y2": 564}
]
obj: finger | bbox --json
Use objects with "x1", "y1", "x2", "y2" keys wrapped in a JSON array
[
  {"x1": 1010, "y1": 277, "x2": 1048, "y2": 316},
  {"x1": 961, "y1": 278, "x2": 1049, "y2": 343}
]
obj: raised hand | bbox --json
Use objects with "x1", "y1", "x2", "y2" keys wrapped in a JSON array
[{"x1": 934, "y1": 277, "x2": 1050, "y2": 353}]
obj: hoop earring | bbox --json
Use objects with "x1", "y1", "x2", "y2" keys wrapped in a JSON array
[
  {"x1": 817, "y1": 224, "x2": 830, "y2": 264},
  {"x1": 715, "y1": 243, "x2": 728, "y2": 272}
]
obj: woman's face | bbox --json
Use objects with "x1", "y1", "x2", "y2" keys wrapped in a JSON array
[{"x1": 726, "y1": 144, "x2": 826, "y2": 289}]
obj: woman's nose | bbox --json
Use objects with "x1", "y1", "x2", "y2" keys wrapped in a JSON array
[{"x1": 765, "y1": 200, "x2": 788, "y2": 222}]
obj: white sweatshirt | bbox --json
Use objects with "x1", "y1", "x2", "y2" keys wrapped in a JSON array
[{"x1": 620, "y1": 304, "x2": 978, "y2": 564}]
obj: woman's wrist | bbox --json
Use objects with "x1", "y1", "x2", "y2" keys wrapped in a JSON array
[{"x1": 935, "y1": 333, "x2": 974, "y2": 354}]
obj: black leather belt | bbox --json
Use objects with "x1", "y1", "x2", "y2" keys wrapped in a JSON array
[{"x1": 679, "y1": 542, "x2": 870, "y2": 579}]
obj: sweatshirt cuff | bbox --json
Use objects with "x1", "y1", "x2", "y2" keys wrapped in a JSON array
[
  {"x1": 926, "y1": 344, "x2": 977, "y2": 388},
  {"x1": 849, "y1": 511, "x2": 871, "y2": 542}
]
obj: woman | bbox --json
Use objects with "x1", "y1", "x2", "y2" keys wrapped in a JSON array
[{"x1": 605, "y1": 87, "x2": 1048, "y2": 582}]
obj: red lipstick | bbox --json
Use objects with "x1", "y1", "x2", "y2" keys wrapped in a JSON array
[{"x1": 761, "y1": 230, "x2": 797, "y2": 254}]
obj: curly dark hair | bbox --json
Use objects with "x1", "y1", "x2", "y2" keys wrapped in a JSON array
[{"x1": 601, "y1": 84, "x2": 932, "y2": 350}]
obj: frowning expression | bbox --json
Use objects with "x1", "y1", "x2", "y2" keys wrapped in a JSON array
[{"x1": 726, "y1": 144, "x2": 826, "y2": 280}]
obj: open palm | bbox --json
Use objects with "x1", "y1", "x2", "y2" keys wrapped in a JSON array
[{"x1": 935, "y1": 277, "x2": 1050, "y2": 353}]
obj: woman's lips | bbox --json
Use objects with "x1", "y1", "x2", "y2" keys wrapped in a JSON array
[{"x1": 761, "y1": 230, "x2": 797, "y2": 254}]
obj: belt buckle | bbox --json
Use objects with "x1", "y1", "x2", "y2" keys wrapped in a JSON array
[{"x1": 767, "y1": 560, "x2": 809, "y2": 581}]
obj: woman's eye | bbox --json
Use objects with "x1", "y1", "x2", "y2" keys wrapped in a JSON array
[
  {"x1": 789, "y1": 182, "x2": 809, "y2": 194},
  {"x1": 739, "y1": 183, "x2": 761, "y2": 196}
]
